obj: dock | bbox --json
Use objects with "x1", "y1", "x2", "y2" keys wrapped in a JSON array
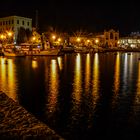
[{"x1": 0, "y1": 91, "x2": 64, "y2": 139}]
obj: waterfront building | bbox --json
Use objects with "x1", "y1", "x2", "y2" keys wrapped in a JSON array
[
  {"x1": 103, "y1": 29, "x2": 119, "y2": 47},
  {"x1": 119, "y1": 36, "x2": 140, "y2": 48},
  {"x1": 0, "y1": 16, "x2": 32, "y2": 44}
]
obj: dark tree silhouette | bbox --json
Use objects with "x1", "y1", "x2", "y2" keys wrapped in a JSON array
[{"x1": 17, "y1": 27, "x2": 28, "y2": 44}]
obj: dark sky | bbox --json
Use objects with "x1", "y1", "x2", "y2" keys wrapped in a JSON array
[{"x1": 0, "y1": 0, "x2": 140, "y2": 36}]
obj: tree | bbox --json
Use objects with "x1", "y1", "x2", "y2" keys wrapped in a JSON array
[
  {"x1": 26, "y1": 29, "x2": 32, "y2": 42},
  {"x1": 17, "y1": 27, "x2": 28, "y2": 44}
]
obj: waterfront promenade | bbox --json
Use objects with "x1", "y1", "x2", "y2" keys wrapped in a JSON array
[{"x1": 0, "y1": 91, "x2": 64, "y2": 139}]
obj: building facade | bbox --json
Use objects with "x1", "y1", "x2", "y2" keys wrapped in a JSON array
[
  {"x1": 0, "y1": 16, "x2": 32, "y2": 44},
  {"x1": 119, "y1": 37, "x2": 140, "y2": 48},
  {"x1": 103, "y1": 29, "x2": 119, "y2": 47}
]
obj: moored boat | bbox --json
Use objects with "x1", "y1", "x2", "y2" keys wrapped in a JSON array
[
  {"x1": 3, "y1": 51, "x2": 25, "y2": 57},
  {"x1": 25, "y1": 48, "x2": 62, "y2": 56}
]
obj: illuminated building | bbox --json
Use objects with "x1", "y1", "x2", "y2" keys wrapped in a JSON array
[
  {"x1": 119, "y1": 33, "x2": 140, "y2": 48},
  {"x1": 0, "y1": 16, "x2": 32, "y2": 44},
  {"x1": 103, "y1": 29, "x2": 119, "y2": 48}
]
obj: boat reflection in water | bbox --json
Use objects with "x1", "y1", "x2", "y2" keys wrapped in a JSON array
[{"x1": 1, "y1": 53, "x2": 140, "y2": 139}]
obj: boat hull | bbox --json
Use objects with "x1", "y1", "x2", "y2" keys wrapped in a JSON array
[
  {"x1": 4, "y1": 52, "x2": 25, "y2": 57},
  {"x1": 25, "y1": 49, "x2": 62, "y2": 56}
]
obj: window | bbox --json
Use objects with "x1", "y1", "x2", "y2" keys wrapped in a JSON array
[
  {"x1": 9, "y1": 20, "x2": 10, "y2": 25},
  {"x1": 17, "y1": 20, "x2": 19, "y2": 24},
  {"x1": 27, "y1": 22, "x2": 29, "y2": 26},
  {"x1": 3, "y1": 21, "x2": 5, "y2": 25},
  {"x1": 110, "y1": 32, "x2": 113, "y2": 39},
  {"x1": 22, "y1": 21, "x2": 24, "y2": 25},
  {"x1": 12, "y1": 20, "x2": 14, "y2": 24}
]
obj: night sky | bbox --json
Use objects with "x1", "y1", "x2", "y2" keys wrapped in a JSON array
[{"x1": 0, "y1": 0, "x2": 140, "y2": 36}]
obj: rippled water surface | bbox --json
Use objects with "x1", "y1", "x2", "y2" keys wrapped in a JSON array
[{"x1": 1, "y1": 52, "x2": 140, "y2": 139}]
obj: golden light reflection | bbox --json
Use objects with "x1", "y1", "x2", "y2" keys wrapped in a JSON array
[
  {"x1": 85, "y1": 53, "x2": 90, "y2": 93},
  {"x1": 92, "y1": 53, "x2": 99, "y2": 105},
  {"x1": 124, "y1": 53, "x2": 128, "y2": 74},
  {"x1": 47, "y1": 59, "x2": 59, "y2": 114},
  {"x1": 129, "y1": 53, "x2": 133, "y2": 77},
  {"x1": 0, "y1": 58, "x2": 17, "y2": 100},
  {"x1": 57, "y1": 56, "x2": 63, "y2": 71},
  {"x1": 123, "y1": 53, "x2": 128, "y2": 91},
  {"x1": 114, "y1": 53, "x2": 120, "y2": 93},
  {"x1": 112, "y1": 53, "x2": 120, "y2": 108},
  {"x1": 136, "y1": 62, "x2": 140, "y2": 103},
  {"x1": 72, "y1": 53, "x2": 82, "y2": 108},
  {"x1": 32, "y1": 60, "x2": 38, "y2": 68},
  {"x1": 0, "y1": 58, "x2": 6, "y2": 90}
]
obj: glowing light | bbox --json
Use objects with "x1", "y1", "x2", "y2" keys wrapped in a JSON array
[
  {"x1": 58, "y1": 38, "x2": 61, "y2": 42},
  {"x1": 8, "y1": 32, "x2": 12, "y2": 37},
  {"x1": 77, "y1": 37, "x2": 81, "y2": 42},
  {"x1": 0, "y1": 34, "x2": 6, "y2": 39},
  {"x1": 87, "y1": 40, "x2": 90, "y2": 43},
  {"x1": 32, "y1": 37, "x2": 36, "y2": 41},
  {"x1": 52, "y1": 35, "x2": 56, "y2": 40},
  {"x1": 95, "y1": 39, "x2": 99, "y2": 44}
]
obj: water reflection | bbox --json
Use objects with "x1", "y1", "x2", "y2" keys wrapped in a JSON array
[
  {"x1": 32, "y1": 60, "x2": 38, "y2": 68},
  {"x1": 112, "y1": 53, "x2": 120, "y2": 108},
  {"x1": 122, "y1": 53, "x2": 128, "y2": 93},
  {"x1": 114, "y1": 53, "x2": 120, "y2": 93},
  {"x1": 1, "y1": 53, "x2": 140, "y2": 139},
  {"x1": 72, "y1": 53, "x2": 82, "y2": 104},
  {"x1": 92, "y1": 53, "x2": 100, "y2": 105},
  {"x1": 57, "y1": 56, "x2": 63, "y2": 71},
  {"x1": 0, "y1": 57, "x2": 17, "y2": 100},
  {"x1": 47, "y1": 59, "x2": 59, "y2": 114},
  {"x1": 136, "y1": 62, "x2": 140, "y2": 103},
  {"x1": 85, "y1": 54, "x2": 91, "y2": 93}
]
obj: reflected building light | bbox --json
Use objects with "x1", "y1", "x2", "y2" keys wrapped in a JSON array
[
  {"x1": 124, "y1": 53, "x2": 128, "y2": 76},
  {"x1": 85, "y1": 53, "x2": 90, "y2": 93},
  {"x1": 0, "y1": 58, "x2": 17, "y2": 100},
  {"x1": 0, "y1": 58, "x2": 6, "y2": 89},
  {"x1": 57, "y1": 57, "x2": 63, "y2": 71},
  {"x1": 122, "y1": 53, "x2": 128, "y2": 91},
  {"x1": 7, "y1": 59, "x2": 16, "y2": 100},
  {"x1": 114, "y1": 53, "x2": 120, "y2": 93},
  {"x1": 72, "y1": 53, "x2": 82, "y2": 109},
  {"x1": 129, "y1": 53, "x2": 133, "y2": 77},
  {"x1": 47, "y1": 59, "x2": 59, "y2": 114},
  {"x1": 112, "y1": 53, "x2": 120, "y2": 108},
  {"x1": 32, "y1": 60, "x2": 38, "y2": 69},
  {"x1": 92, "y1": 53, "x2": 100, "y2": 105},
  {"x1": 136, "y1": 62, "x2": 140, "y2": 103}
]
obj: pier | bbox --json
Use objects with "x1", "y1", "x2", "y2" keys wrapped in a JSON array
[{"x1": 0, "y1": 91, "x2": 64, "y2": 139}]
